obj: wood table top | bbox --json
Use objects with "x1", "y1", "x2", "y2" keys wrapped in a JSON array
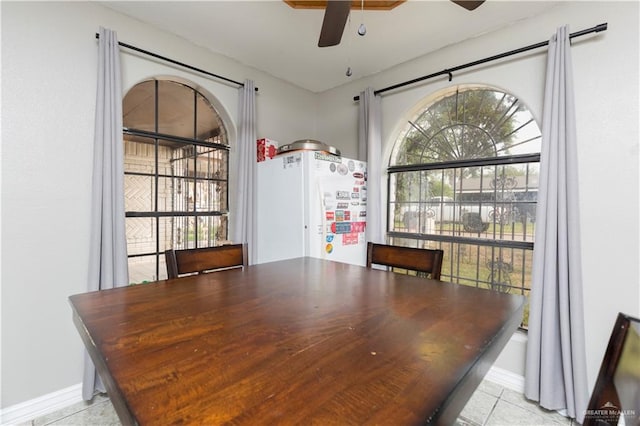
[{"x1": 69, "y1": 257, "x2": 524, "y2": 425}]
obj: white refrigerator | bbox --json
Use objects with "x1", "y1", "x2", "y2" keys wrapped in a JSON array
[{"x1": 256, "y1": 151, "x2": 367, "y2": 266}]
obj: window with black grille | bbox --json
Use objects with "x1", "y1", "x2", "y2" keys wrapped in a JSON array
[
  {"x1": 387, "y1": 85, "x2": 541, "y2": 328},
  {"x1": 123, "y1": 79, "x2": 229, "y2": 283}
]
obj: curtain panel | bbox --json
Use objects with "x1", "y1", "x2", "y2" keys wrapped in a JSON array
[
  {"x1": 524, "y1": 25, "x2": 589, "y2": 422},
  {"x1": 358, "y1": 87, "x2": 384, "y2": 244},
  {"x1": 232, "y1": 80, "x2": 257, "y2": 264},
  {"x1": 83, "y1": 27, "x2": 129, "y2": 400}
]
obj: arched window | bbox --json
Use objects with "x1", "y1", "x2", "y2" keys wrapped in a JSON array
[
  {"x1": 123, "y1": 79, "x2": 230, "y2": 283},
  {"x1": 388, "y1": 85, "x2": 541, "y2": 327}
]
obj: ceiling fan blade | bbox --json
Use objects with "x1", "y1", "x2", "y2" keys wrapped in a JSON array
[
  {"x1": 450, "y1": 0, "x2": 485, "y2": 11},
  {"x1": 318, "y1": 1, "x2": 351, "y2": 47}
]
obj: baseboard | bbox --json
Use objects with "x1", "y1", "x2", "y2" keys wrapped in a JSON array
[
  {"x1": 0, "y1": 383, "x2": 83, "y2": 425},
  {"x1": 485, "y1": 365, "x2": 525, "y2": 393}
]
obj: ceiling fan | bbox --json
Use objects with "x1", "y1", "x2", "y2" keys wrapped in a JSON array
[{"x1": 285, "y1": 1, "x2": 485, "y2": 48}]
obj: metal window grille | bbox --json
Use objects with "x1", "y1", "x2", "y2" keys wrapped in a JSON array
[
  {"x1": 123, "y1": 80, "x2": 229, "y2": 283},
  {"x1": 387, "y1": 86, "x2": 541, "y2": 328}
]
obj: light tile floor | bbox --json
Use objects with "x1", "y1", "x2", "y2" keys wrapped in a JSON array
[
  {"x1": 456, "y1": 381, "x2": 576, "y2": 426},
  {"x1": 20, "y1": 380, "x2": 576, "y2": 425}
]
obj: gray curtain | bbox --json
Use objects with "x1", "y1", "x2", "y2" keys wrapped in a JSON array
[
  {"x1": 232, "y1": 80, "x2": 257, "y2": 264},
  {"x1": 524, "y1": 25, "x2": 589, "y2": 423},
  {"x1": 358, "y1": 87, "x2": 384, "y2": 244},
  {"x1": 82, "y1": 27, "x2": 129, "y2": 400}
]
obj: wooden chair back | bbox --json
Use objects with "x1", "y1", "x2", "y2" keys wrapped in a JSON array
[
  {"x1": 165, "y1": 244, "x2": 247, "y2": 279},
  {"x1": 366, "y1": 242, "x2": 444, "y2": 280},
  {"x1": 584, "y1": 312, "x2": 640, "y2": 425}
]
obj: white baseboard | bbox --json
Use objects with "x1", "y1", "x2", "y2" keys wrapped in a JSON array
[
  {"x1": 486, "y1": 365, "x2": 526, "y2": 394},
  {"x1": 0, "y1": 383, "x2": 83, "y2": 425}
]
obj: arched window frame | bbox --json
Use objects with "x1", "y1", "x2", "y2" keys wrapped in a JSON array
[
  {"x1": 387, "y1": 84, "x2": 541, "y2": 328},
  {"x1": 123, "y1": 78, "x2": 230, "y2": 283}
]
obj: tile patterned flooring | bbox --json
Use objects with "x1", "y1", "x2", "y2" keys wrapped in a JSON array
[{"x1": 19, "y1": 380, "x2": 577, "y2": 426}]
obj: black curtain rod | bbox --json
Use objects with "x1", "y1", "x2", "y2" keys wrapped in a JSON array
[
  {"x1": 353, "y1": 22, "x2": 607, "y2": 101},
  {"x1": 95, "y1": 33, "x2": 258, "y2": 92}
]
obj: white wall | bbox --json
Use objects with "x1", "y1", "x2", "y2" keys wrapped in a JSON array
[
  {"x1": 317, "y1": 0, "x2": 639, "y2": 391},
  {"x1": 1, "y1": 1, "x2": 317, "y2": 408}
]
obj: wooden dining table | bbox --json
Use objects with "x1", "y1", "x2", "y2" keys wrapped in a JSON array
[{"x1": 69, "y1": 257, "x2": 525, "y2": 425}]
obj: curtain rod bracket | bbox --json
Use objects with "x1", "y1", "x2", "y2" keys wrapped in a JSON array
[{"x1": 446, "y1": 70, "x2": 453, "y2": 82}]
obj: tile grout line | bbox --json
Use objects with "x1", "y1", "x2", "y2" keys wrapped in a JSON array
[
  {"x1": 500, "y1": 389, "x2": 574, "y2": 425},
  {"x1": 483, "y1": 394, "x2": 503, "y2": 426},
  {"x1": 38, "y1": 398, "x2": 112, "y2": 426}
]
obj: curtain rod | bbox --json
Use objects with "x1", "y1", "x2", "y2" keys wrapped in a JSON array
[
  {"x1": 95, "y1": 33, "x2": 258, "y2": 92},
  {"x1": 353, "y1": 22, "x2": 607, "y2": 101}
]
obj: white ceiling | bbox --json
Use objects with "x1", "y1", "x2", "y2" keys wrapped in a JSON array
[{"x1": 101, "y1": 0, "x2": 561, "y2": 93}]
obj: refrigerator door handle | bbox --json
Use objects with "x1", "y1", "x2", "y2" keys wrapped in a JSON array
[{"x1": 316, "y1": 181, "x2": 327, "y2": 260}]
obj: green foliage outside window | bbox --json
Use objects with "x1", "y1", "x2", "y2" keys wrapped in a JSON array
[{"x1": 388, "y1": 85, "x2": 541, "y2": 328}]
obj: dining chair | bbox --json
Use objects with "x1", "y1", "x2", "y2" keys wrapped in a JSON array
[
  {"x1": 583, "y1": 312, "x2": 640, "y2": 425},
  {"x1": 366, "y1": 242, "x2": 444, "y2": 280},
  {"x1": 165, "y1": 243, "x2": 247, "y2": 279}
]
